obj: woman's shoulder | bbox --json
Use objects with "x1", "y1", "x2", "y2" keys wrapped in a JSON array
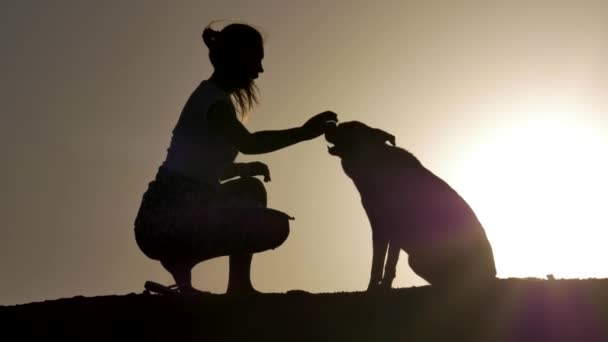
[
  {"x1": 190, "y1": 80, "x2": 236, "y2": 117},
  {"x1": 182, "y1": 79, "x2": 231, "y2": 110},
  {"x1": 197, "y1": 79, "x2": 230, "y2": 101}
]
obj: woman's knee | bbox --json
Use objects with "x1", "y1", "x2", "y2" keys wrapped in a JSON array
[
  {"x1": 269, "y1": 215, "x2": 290, "y2": 249},
  {"x1": 242, "y1": 177, "x2": 267, "y2": 206},
  {"x1": 256, "y1": 211, "x2": 291, "y2": 251}
]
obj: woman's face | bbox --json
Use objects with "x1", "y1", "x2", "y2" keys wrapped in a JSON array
[
  {"x1": 230, "y1": 43, "x2": 264, "y2": 90},
  {"x1": 241, "y1": 43, "x2": 264, "y2": 80}
]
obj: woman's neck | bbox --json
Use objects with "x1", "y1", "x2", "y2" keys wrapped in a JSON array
[{"x1": 209, "y1": 72, "x2": 238, "y2": 94}]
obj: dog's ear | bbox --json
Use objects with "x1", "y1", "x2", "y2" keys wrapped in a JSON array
[{"x1": 374, "y1": 128, "x2": 396, "y2": 146}]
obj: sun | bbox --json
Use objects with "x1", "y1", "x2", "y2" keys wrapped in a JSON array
[{"x1": 451, "y1": 108, "x2": 608, "y2": 279}]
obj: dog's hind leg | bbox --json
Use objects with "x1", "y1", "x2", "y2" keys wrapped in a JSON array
[{"x1": 380, "y1": 242, "x2": 400, "y2": 289}]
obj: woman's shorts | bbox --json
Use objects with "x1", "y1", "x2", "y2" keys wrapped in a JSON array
[{"x1": 133, "y1": 166, "x2": 291, "y2": 262}]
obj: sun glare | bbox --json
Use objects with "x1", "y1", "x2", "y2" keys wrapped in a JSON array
[{"x1": 453, "y1": 106, "x2": 608, "y2": 279}]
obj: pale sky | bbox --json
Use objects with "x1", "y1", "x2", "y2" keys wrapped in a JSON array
[{"x1": 2, "y1": 0, "x2": 608, "y2": 305}]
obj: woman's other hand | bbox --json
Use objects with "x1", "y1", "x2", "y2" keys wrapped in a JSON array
[
  {"x1": 301, "y1": 111, "x2": 338, "y2": 140},
  {"x1": 239, "y1": 161, "x2": 271, "y2": 182}
]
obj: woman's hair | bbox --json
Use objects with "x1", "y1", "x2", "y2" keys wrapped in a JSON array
[{"x1": 202, "y1": 22, "x2": 264, "y2": 119}]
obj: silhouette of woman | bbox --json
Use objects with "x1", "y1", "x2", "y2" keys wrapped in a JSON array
[{"x1": 133, "y1": 22, "x2": 337, "y2": 294}]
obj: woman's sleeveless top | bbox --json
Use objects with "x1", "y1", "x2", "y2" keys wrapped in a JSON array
[{"x1": 161, "y1": 80, "x2": 238, "y2": 188}]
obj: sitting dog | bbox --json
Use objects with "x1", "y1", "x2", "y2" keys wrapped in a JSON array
[{"x1": 325, "y1": 121, "x2": 496, "y2": 290}]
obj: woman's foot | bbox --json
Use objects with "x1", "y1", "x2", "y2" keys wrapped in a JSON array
[
  {"x1": 160, "y1": 259, "x2": 194, "y2": 291},
  {"x1": 175, "y1": 283, "x2": 208, "y2": 295},
  {"x1": 226, "y1": 284, "x2": 262, "y2": 296}
]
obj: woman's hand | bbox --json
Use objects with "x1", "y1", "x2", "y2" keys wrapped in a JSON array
[
  {"x1": 301, "y1": 111, "x2": 338, "y2": 140},
  {"x1": 238, "y1": 161, "x2": 271, "y2": 182}
]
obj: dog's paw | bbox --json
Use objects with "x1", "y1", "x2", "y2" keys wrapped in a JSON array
[
  {"x1": 379, "y1": 278, "x2": 394, "y2": 290},
  {"x1": 367, "y1": 283, "x2": 388, "y2": 293},
  {"x1": 366, "y1": 280, "x2": 393, "y2": 293}
]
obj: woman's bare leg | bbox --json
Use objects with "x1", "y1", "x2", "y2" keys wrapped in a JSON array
[
  {"x1": 221, "y1": 177, "x2": 267, "y2": 295},
  {"x1": 227, "y1": 254, "x2": 258, "y2": 294},
  {"x1": 154, "y1": 177, "x2": 288, "y2": 294}
]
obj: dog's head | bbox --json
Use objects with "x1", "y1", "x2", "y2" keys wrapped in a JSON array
[{"x1": 325, "y1": 121, "x2": 396, "y2": 159}]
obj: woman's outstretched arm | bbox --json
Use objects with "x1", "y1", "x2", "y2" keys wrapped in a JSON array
[{"x1": 208, "y1": 101, "x2": 337, "y2": 155}]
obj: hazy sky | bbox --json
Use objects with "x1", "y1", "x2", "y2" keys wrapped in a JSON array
[{"x1": 2, "y1": 0, "x2": 608, "y2": 305}]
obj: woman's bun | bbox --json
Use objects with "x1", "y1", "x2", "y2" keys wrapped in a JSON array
[{"x1": 202, "y1": 27, "x2": 218, "y2": 48}]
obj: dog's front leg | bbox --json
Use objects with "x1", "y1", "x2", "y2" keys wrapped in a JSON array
[
  {"x1": 380, "y1": 242, "x2": 399, "y2": 289},
  {"x1": 367, "y1": 230, "x2": 388, "y2": 291}
]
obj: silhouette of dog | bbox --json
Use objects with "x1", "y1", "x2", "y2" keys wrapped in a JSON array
[{"x1": 325, "y1": 121, "x2": 496, "y2": 290}]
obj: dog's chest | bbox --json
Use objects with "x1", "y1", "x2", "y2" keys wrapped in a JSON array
[
  {"x1": 347, "y1": 171, "x2": 403, "y2": 209},
  {"x1": 343, "y1": 159, "x2": 399, "y2": 191}
]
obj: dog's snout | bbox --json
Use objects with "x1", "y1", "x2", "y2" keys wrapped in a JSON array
[{"x1": 324, "y1": 125, "x2": 338, "y2": 144}]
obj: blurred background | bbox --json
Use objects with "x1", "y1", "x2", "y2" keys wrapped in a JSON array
[{"x1": 1, "y1": 0, "x2": 607, "y2": 305}]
